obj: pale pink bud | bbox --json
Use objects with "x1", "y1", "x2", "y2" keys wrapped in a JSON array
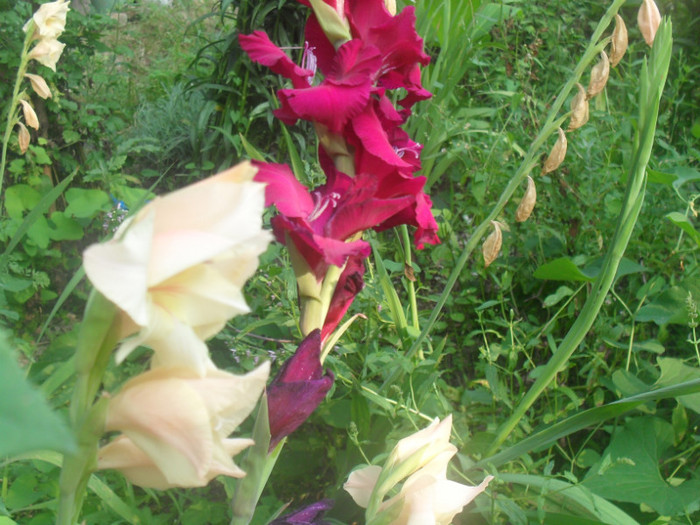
[
  {"x1": 542, "y1": 127, "x2": 568, "y2": 175},
  {"x1": 19, "y1": 100, "x2": 39, "y2": 130},
  {"x1": 567, "y1": 83, "x2": 589, "y2": 131},
  {"x1": 609, "y1": 14, "x2": 628, "y2": 67},
  {"x1": 638, "y1": 0, "x2": 661, "y2": 47},
  {"x1": 516, "y1": 176, "x2": 536, "y2": 223},
  {"x1": 17, "y1": 122, "x2": 30, "y2": 154},
  {"x1": 25, "y1": 73, "x2": 52, "y2": 99},
  {"x1": 482, "y1": 221, "x2": 503, "y2": 267},
  {"x1": 28, "y1": 38, "x2": 66, "y2": 71},
  {"x1": 587, "y1": 51, "x2": 610, "y2": 99}
]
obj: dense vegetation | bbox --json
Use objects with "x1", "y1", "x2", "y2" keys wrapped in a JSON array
[{"x1": 1, "y1": 0, "x2": 699, "y2": 524}]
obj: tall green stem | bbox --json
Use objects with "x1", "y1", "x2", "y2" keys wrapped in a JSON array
[
  {"x1": 486, "y1": 18, "x2": 673, "y2": 456},
  {"x1": 0, "y1": 29, "x2": 34, "y2": 199},
  {"x1": 56, "y1": 292, "x2": 119, "y2": 525},
  {"x1": 380, "y1": 0, "x2": 626, "y2": 392}
]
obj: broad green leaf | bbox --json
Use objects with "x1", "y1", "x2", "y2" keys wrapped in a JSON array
[
  {"x1": 64, "y1": 188, "x2": 111, "y2": 218},
  {"x1": 655, "y1": 357, "x2": 700, "y2": 414},
  {"x1": 666, "y1": 212, "x2": 700, "y2": 247},
  {"x1": 582, "y1": 417, "x2": 700, "y2": 516},
  {"x1": 49, "y1": 211, "x2": 83, "y2": 241},
  {"x1": 534, "y1": 257, "x2": 596, "y2": 282},
  {"x1": 4, "y1": 184, "x2": 41, "y2": 220},
  {"x1": 0, "y1": 171, "x2": 77, "y2": 266},
  {"x1": 0, "y1": 331, "x2": 75, "y2": 457},
  {"x1": 636, "y1": 281, "x2": 700, "y2": 325}
]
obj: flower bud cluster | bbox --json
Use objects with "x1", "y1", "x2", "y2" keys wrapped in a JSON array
[
  {"x1": 501, "y1": 3, "x2": 659, "y2": 262},
  {"x1": 15, "y1": 0, "x2": 69, "y2": 153}
]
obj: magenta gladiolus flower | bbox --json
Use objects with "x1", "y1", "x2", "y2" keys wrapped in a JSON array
[
  {"x1": 254, "y1": 161, "x2": 415, "y2": 279},
  {"x1": 267, "y1": 330, "x2": 334, "y2": 449}
]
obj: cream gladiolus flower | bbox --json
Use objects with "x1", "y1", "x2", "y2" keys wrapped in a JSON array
[
  {"x1": 393, "y1": 452, "x2": 493, "y2": 525},
  {"x1": 97, "y1": 362, "x2": 270, "y2": 489},
  {"x1": 28, "y1": 38, "x2": 66, "y2": 71},
  {"x1": 344, "y1": 415, "x2": 493, "y2": 524},
  {"x1": 23, "y1": 0, "x2": 70, "y2": 39},
  {"x1": 387, "y1": 415, "x2": 454, "y2": 473},
  {"x1": 83, "y1": 161, "x2": 271, "y2": 374}
]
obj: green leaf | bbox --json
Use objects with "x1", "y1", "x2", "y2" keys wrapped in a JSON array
[
  {"x1": 64, "y1": 188, "x2": 111, "y2": 218},
  {"x1": 636, "y1": 280, "x2": 700, "y2": 325},
  {"x1": 582, "y1": 417, "x2": 700, "y2": 516},
  {"x1": 0, "y1": 171, "x2": 77, "y2": 266},
  {"x1": 472, "y1": 379, "x2": 700, "y2": 471},
  {"x1": 543, "y1": 285, "x2": 574, "y2": 307},
  {"x1": 665, "y1": 212, "x2": 700, "y2": 247},
  {"x1": 231, "y1": 394, "x2": 278, "y2": 525},
  {"x1": 497, "y1": 474, "x2": 640, "y2": 525},
  {"x1": 49, "y1": 211, "x2": 84, "y2": 241},
  {"x1": 0, "y1": 331, "x2": 75, "y2": 457},
  {"x1": 534, "y1": 257, "x2": 596, "y2": 282},
  {"x1": 654, "y1": 357, "x2": 700, "y2": 414}
]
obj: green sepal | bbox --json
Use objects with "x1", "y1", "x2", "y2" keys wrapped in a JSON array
[
  {"x1": 230, "y1": 393, "x2": 284, "y2": 525},
  {"x1": 308, "y1": 0, "x2": 352, "y2": 47}
]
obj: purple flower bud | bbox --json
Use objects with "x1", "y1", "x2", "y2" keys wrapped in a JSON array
[
  {"x1": 267, "y1": 330, "x2": 333, "y2": 449},
  {"x1": 269, "y1": 498, "x2": 334, "y2": 525}
]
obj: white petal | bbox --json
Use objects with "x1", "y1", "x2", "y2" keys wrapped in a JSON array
[
  {"x1": 344, "y1": 465, "x2": 382, "y2": 508},
  {"x1": 83, "y1": 211, "x2": 154, "y2": 326}
]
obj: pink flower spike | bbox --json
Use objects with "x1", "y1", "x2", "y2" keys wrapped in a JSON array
[{"x1": 239, "y1": 31, "x2": 314, "y2": 89}]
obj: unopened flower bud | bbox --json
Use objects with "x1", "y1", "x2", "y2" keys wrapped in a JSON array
[
  {"x1": 638, "y1": 0, "x2": 661, "y2": 47},
  {"x1": 482, "y1": 221, "x2": 503, "y2": 267},
  {"x1": 19, "y1": 100, "x2": 39, "y2": 130},
  {"x1": 516, "y1": 176, "x2": 537, "y2": 222},
  {"x1": 587, "y1": 51, "x2": 610, "y2": 99},
  {"x1": 25, "y1": 73, "x2": 52, "y2": 99},
  {"x1": 384, "y1": 0, "x2": 397, "y2": 15},
  {"x1": 17, "y1": 122, "x2": 30, "y2": 154},
  {"x1": 609, "y1": 14, "x2": 628, "y2": 67},
  {"x1": 542, "y1": 127, "x2": 567, "y2": 175},
  {"x1": 567, "y1": 83, "x2": 589, "y2": 131}
]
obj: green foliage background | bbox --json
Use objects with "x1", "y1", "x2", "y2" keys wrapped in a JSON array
[{"x1": 1, "y1": 0, "x2": 699, "y2": 524}]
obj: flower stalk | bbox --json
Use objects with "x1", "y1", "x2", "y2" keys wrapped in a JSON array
[
  {"x1": 380, "y1": 0, "x2": 627, "y2": 392},
  {"x1": 486, "y1": 17, "x2": 673, "y2": 456},
  {"x1": 0, "y1": 30, "x2": 33, "y2": 199}
]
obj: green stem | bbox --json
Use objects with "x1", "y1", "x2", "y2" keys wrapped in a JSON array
[
  {"x1": 400, "y1": 225, "x2": 419, "y2": 331},
  {"x1": 56, "y1": 292, "x2": 119, "y2": 525},
  {"x1": 485, "y1": 18, "x2": 673, "y2": 456},
  {"x1": 1, "y1": 28, "x2": 34, "y2": 200},
  {"x1": 379, "y1": 0, "x2": 625, "y2": 392}
]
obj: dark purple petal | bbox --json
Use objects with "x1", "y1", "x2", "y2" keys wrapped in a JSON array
[
  {"x1": 269, "y1": 498, "x2": 334, "y2": 525},
  {"x1": 267, "y1": 330, "x2": 334, "y2": 449}
]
